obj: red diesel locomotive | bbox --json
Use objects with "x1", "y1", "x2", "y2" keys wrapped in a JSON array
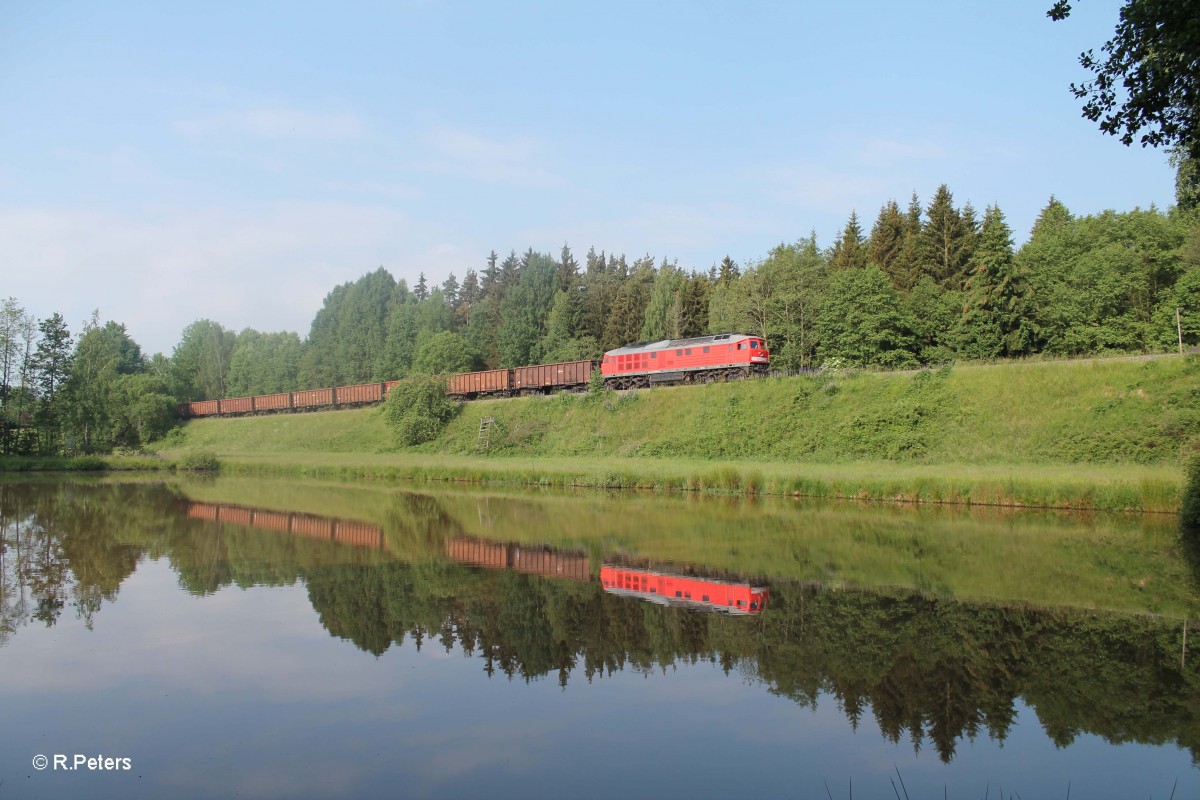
[{"x1": 601, "y1": 332, "x2": 769, "y2": 390}]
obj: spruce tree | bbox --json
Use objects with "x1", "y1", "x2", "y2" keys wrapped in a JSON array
[
  {"x1": 557, "y1": 244, "x2": 579, "y2": 291},
  {"x1": 830, "y1": 211, "x2": 868, "y2": 269},
  {"x1": 959, "y1": 204, "x2": 1037, "y2": 359},
  {"x1": 482, "y1": 251, "x2": 500, "y2": 297},
  {"x1": 867, "y1": 199, "x2": 907, "y2": 277},
  {"x1": 717, "y1": 255, "x2": 740, "y2": 284},
  {"x1": 890, "y1": 191, "x2": 924, "y2": 291},
  {"x1": 440, "y1": 273, "x2": 460, "y2": 309},
  {"x1": 919, "y1": 184, "x2": 972, "y2": 288}
]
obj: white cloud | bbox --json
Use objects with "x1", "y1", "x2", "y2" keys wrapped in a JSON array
[
  {"x1": 413, "y1": 124, "x2": 564, "y2": 187},
  {"x1": 757, "y1": 160, "x2": 893, "y2": 215},
  {"x1": 857, "y1": 136, "x2": 948, "y2": 166},
  {"x1": 0, "y1": 202, "x2": 469, "y2": 354},
  {"x1": 175, "y1": 107, "x2": 367, "y2": 142}
]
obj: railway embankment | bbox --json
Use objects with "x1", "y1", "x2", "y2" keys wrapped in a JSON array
[{"x1": 152, "y1": 355, "x2": 1200, "y2": 512}]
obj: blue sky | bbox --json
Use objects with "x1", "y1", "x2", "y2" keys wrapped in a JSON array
[{"x1": 0, "y1": 0, "x2": 1178, "y2": 355}]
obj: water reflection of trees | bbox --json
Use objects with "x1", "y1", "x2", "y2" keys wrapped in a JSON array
[
  {"x1": 0, "y1": 481, "x2": 149, "y2": 641},
  {"x1": 300, "y1": 560, "x2": 1200, "y2": 763},
  {"x1": 3, "y1": 479, "x2": 1199, "y2": 765}
]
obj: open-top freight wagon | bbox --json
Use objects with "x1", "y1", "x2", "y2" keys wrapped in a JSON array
[{"x1": 177, "y1": 380, "x2": 402, "y2": 419}]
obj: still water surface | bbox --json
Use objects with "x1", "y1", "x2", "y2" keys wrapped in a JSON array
[{"x1": 1, "y1": 476, "x2": 1198, "y2": 799}]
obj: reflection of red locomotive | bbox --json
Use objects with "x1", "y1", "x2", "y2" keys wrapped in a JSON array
[{"x1": 600, "y1": 565, "x2": 768, "y2": 615}]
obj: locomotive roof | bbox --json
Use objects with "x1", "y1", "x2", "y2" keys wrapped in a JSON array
[{"x1": 604, "y1": 332, "x2": 754, "y2": 356}]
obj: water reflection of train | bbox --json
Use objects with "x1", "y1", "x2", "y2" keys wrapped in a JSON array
[
  {"x1": 601, "y1": 565, "x2": 767, "y2": 615},
  {"x1": 184, "y1": 501, "x2": 387, "y2": 550},
  {"x1": 182, "y1": 501, "x2": 767, "y2": 615},
  {"x1": 446, "y1": 537, "x2": 768, "y2": 615}
]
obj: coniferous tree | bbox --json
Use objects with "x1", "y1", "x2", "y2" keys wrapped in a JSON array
[
  {"x1": 541, "y1": 290, "x2": 597, "y2": 361},
  {"x1": 441, "y1": 273, "x2": 460, "y2": 310},
  {"x1": 581, "y1": 270, "x2": 618, "y2": 345},
  {"x1": 960, "y1": 201, "x2": 980, "y2": 272},
  {"x1": 498, "y1": 250, "x2": 521, "y2": 296},
  {"x1": 867, "y1": 199, "x2": 907, "y2": 277},
  {"x1": 456, "y1": 269, "x2": 481, "y2": 328},
  {"x1": 31, "y1": 313, "x2": 72, "y2": 452},
  {"x1": 889, "y1": 191, "x2": 925, "y2": 291},
  {"x1": 959, "y1": 205, "x2": 1037, "y2": 359},
  {"x1": 30, "y1": 311, "x2": 71, "y2": 402},
  {"x1": 717, "y1": 255, "x2": 741, "y2": 285},
  {"x1": 585, "y1": 247, "x2": 607, "y2": 277},
  {"x1": 919, "y1": 184, "x2": 972, "y2": 288},
  {"x1": 557, "y1": 244, "x2": 580, "y2": 292},
  {"x1": 830, "y1": 211, "x2": 868, "y2": 270},
  {"x1": 680, "y1": 274, "x2": 713, "y2": 337},
  {"x1": 482, "y1": 251, "x2": 500, "y2": 297}
]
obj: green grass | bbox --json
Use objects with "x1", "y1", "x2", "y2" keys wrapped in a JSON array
[
  {"x1": 0, "y1": 454, "x2": 175, "y2": 472},
  {"x1": 149, "y1": 355, "x2": 1200, "y2": 511}
]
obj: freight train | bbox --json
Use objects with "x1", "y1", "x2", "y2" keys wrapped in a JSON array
[{"x1": 177, "y1": 332, "x2": 768, "y2": 418}]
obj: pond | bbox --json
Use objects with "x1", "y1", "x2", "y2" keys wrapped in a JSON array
[{"x1": 2, "y1": 476, "x2": 1198, "y2": 798}]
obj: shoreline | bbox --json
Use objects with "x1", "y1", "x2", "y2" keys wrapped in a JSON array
[{"x1": 3, "y1": 452, "x2": 1180, "y2": 514}]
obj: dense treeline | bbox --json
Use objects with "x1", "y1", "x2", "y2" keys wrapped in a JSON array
[
  {"x1": 3, "y1": 189, "x2": 1197, "y2": 454},
  {"x1": 0, "y1": 306, "x2": 175, "y2": 455},
  {"x1": 182, "y1": 191, "x2": 1197, "y2": 392}
]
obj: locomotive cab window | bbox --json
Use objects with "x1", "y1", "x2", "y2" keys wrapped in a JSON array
[
  {"x1": 738, "y1": 342, "x2": 747, "y2": 350},
  {"x1": 750, "y1": 341, "x2": 759, "y2": 349}
]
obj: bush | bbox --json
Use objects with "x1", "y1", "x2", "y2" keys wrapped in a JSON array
[
  {"x1": 383, "y1": 375, "x2": 461, "y2": 446},
  {"x1": 178, "y1": 450, "x2": 220, "y2": 471},
  {"x1": 1183, "y1": 452, "x2": 1200, "y2": 534}
]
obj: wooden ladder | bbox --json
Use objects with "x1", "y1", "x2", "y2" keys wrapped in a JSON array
[{"x1": 477, "y1": 416, "x2": 495, "y2": 451}]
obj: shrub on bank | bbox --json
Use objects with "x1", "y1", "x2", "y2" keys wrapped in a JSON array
[
  {"x1": 1183, "y1": 452, "x2": 1200, "y2": 534},
  {"x1": 178, "y1": 450, "x2": 220, "y2": 471},
  {"x1": 384, "y1": 376, "x2": 461, "y2": 446}
]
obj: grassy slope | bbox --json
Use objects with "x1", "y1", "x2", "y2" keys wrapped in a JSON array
[{"x1": 154, "y1": 356, "x2": 1200, "y2": 510}]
